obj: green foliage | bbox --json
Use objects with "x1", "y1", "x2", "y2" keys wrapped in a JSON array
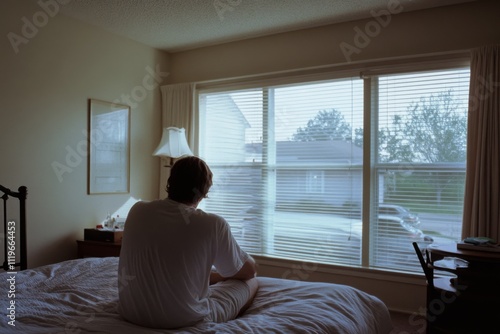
[
  {"x1": 292, "y1": 109, "x2": 352, "y2": 142},
  {"x1": 291, "y1": 91, "x2": 466, "y2": 162},
  {"x1": 290, "y1": 90, "x2": 467, "y2": 209},
  {"x1": 379, "y1": 90, "x2": 467, "y2": 164},
  {"x1": 384, "y1": 172, "x2": 466, "y2": 213},
  {"x1": 354, "y1": 128, "x2": 363, "y2": 148}
]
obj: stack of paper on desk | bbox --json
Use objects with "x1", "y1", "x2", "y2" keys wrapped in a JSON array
[{"x1": 457, "y1": 237, "x2": 500, "y2": 252}]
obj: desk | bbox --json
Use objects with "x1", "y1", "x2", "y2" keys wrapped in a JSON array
[
  {"x1": 424, "y1": 244, "x2": 500, "y2": 334},
  {"x1": 429, "y1": 244, "x2": 500, "y2": 293},
  {"x1": 429, "y1": 243, "x2": 500, "y2": 263}
]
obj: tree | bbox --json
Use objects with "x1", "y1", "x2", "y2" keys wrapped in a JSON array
[
  {"x1": 291, "y1": 109, "x2": 352, "y2": 141},
  {"x1": 290, "y1": 92, "x2": 467, "y2": 206},
  {"x1": 379, "y1": 90, "x2": 467, "y2": 205},
  {"x1": 379, "y1": 90, "x2": 467, "y2": 163},
  {"x1": 354, "y1": 128, "x2": 364, "y2": 148}
]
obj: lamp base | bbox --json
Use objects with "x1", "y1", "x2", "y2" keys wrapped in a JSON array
[{"x1": 162, "y1": 157, "x2": 174, "y2": 167}]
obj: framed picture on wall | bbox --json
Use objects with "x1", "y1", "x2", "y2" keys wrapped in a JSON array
[{"x1": 87, "y1": 99, "x2": 130, "y2": 194}]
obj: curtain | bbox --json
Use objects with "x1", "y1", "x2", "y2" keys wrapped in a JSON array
[
  {"x1": 158, "y1": 83, "x2": 197, "y2": 198},
  {"x1": 462, "y1": 45, "x2": 500, "y2": 241}
]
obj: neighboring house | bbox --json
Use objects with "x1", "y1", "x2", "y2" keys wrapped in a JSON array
[
  {"x1": 201, "y1": 93, "x2": 251, "y2": 163},
  {"x1": 245, "y1": 140, "x2": 363, "y2": 211},
  {"x1": 202, "y1": 94, "x2": 364, "y2": 211}
]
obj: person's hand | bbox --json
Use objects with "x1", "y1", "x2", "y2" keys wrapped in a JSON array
[{"x1": 209, "y1": 271, "x2": 226, "y2": 285}]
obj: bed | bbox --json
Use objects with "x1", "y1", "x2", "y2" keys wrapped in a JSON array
[
  {"x1": 0, "y1": 184, "x2": 27, "y2": 271},
  {"x1": 1, "y1": 184, "x2": 393, "y2": 333}
]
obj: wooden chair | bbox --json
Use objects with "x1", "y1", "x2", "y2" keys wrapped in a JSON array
[
  {"x1": 413, "y1": 242, "x2": 462, "y2": 334},
  {"x1": 412, "y1": 242, "x2": 434, "y2": 287}
]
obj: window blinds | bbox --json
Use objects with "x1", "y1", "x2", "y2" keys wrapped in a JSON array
[
  {"x1": 198, "y1": 64, "x2": 470, "y2": 273},
  {"x1": 199, "y1": 78, "x2": 364, "y2": 266},
  {"x1": 370, "y1": 68, "x2": 470, "y2": 271}
]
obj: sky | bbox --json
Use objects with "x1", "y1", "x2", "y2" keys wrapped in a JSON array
[{"x1": 229, "y1": 68, "x2": 469, "y2": 143}]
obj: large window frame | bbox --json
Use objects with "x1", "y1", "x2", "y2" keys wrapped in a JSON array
[{"x1": 196, "y1": 55, "x2": 470, "y2": 274}]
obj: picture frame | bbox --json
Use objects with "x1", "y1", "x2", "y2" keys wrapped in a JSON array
[{"x1": 87, "y1": 99, "x2": 130, "y2": 194}]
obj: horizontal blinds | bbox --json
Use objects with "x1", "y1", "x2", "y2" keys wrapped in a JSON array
[
  {"x1": 372, "y1": 68, "x2": 469, "y2": 272},
  {"x1": 198, "y1": 64, "x2": 470, "y2": 273},
  {"x1": 272, "y1": 79, "x2": 364, "y2": 265},
  {"x1": 199, "y1": 78, "x2": 365, "y2": 266}
]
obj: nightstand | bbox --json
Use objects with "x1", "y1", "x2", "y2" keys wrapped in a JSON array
[{"x1": 76, "y1": 240, "x2": 122, "y2": 258}]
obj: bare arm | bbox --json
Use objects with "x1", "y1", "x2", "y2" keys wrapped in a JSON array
[
  {"x1": 210, "y1": 256, "x2": 257, "y2": 284},
  {"x1": 229, "y1": 256, "x2": 257, "y2": 280}
]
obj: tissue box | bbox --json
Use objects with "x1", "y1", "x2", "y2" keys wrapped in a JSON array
[{"x1": 84, "y1": 228, "x2": 123, "y2": 243}]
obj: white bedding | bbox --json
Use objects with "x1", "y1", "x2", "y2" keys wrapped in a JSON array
[{"x1": 0, "y1": 257, "x2": 392, "y2": 333}]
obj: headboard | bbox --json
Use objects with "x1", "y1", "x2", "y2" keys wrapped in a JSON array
[{"x1": 0, "y1": 185, "x2": 27, "y2": 271}]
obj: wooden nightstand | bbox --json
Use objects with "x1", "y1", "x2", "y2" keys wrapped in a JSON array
[{"x1": 76, "y1": 240, "x2": 122, "y2": 258}]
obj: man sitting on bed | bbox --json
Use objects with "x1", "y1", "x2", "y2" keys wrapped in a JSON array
[{"x1": 117, "y1": 156, "x2": 259, "y2": 329}]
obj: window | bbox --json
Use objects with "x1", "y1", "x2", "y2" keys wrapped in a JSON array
[
  {"x1": 306, "y1": 171, "x2": 325, "y2": 194},
  {"x1": 370, "y1": 68, "x2": 469, "y2": 271},
  {"x1": 198, "y1": 62, "x2": 469, "y2": 273}
]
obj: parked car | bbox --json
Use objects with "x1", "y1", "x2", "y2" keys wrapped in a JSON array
[
  {"x1": 378, "y1": 204, "x2": 420, "y2": 227},
  {"x1": 378, "y1": 215, "x2": 430, "y2": 242},
  {"x1": 378, "y1": 215, "x2": 434, "y2": 268},
  {"x1": 350, "y1": 215, "x2": 430, "y2": 243}
]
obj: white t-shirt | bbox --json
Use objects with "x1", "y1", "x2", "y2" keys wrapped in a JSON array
[{"x1": 117, "y1": 198, "x2": 249, "y2": 329}]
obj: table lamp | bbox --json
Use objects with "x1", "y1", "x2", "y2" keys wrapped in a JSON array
[{"x1": 153, "y1": 127, "x2": 193, "y2": 166}]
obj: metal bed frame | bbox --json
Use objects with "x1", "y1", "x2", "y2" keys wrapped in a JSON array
[{"x1": 0, "y1": 184, "x2": 27, "y2": 270}]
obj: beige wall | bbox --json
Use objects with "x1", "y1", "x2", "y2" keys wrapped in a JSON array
[
  {"x1": 166, "y1": 0, "x2": 500, "y2": 315},
  {"x1": 169, "y1": 0, "x2": 500, "y2": 83},
  {"x1": 0, "y1": 0, "x2": 170, "y2": 268}
]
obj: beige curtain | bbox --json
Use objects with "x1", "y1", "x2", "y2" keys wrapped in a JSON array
[
  {"x1": 462, "y1": 45, "x2": 500, "y2": 241},
  {"x1": 158, "y1": 83, "x2": 197, "y2": 198}
]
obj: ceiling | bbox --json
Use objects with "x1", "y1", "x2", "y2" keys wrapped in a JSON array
[{"x1": 58, "y1": 0, "x2": 476, "y2": 53}]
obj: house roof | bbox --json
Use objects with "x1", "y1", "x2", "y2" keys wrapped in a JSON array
[{"x1": 247, "y1": 140, "x2": 363, "y2": 164}]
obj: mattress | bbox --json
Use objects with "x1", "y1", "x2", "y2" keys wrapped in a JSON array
[{"x1": 0, "y1": 257, "x2": 392, "y2": 333}]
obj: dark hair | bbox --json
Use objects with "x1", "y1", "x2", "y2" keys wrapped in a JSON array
[{"x1": 167, "y1": 156, "x2": 213, "y2": 204}]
